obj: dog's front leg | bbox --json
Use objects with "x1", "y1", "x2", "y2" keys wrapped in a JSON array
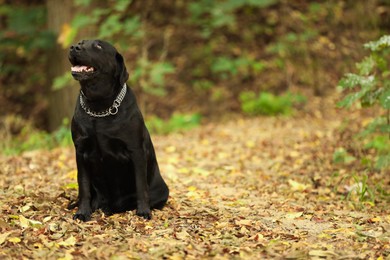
[
  {"x1": 73, "y1": 154, "x2": 93, "y2": 221},
  {"x1": 132, "y1": 150, "x2": 151, "y2": 219}
]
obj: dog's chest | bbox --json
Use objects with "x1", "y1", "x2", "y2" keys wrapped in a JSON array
[{"x1": 80, "y1": 121, "x2": 131, "y2": 162}]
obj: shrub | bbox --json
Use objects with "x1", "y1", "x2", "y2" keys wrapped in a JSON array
[
  {"x1": 338, "y1": 35, "x2": 390, "y2": 169},
  {"x1": 239, "y1": 91, "x2": 306, "y2": 116},
  {"x1": 0, "y1": 116, "x2": 72, "y2": 155},
  {"x1": 146, "y1": 113, "x2": 202, "y2": 135}
]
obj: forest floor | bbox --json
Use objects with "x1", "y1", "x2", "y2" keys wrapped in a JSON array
[{"x1": 0, "y1": 94, "x2": 389, "y2": 259}]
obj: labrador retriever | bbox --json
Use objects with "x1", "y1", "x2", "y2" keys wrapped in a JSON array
[{"x1": 68, "y1": 39, "x2": 169, "y2": 221}]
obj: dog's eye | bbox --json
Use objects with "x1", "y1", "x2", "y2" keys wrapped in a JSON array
[{"x1": 95, "y1": 43, "x2": 102, "y2": 50}]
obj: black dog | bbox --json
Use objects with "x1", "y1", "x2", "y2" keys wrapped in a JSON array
[{"x1": 68, "y1": 39, "x2": 169, "y2": 221}]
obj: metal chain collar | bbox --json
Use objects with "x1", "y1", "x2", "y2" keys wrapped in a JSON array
[{"x1": 79, "y1": 83, "x2": 127, "y2": 118}]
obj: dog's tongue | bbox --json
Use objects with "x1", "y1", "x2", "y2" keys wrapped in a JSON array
[{"x1": 71, "y1": 65, "x2": 94, "y2": 72}]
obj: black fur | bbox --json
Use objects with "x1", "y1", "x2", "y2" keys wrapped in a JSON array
[{"x1": 68, "y1": 39, "x2": 169, "y2": 221}]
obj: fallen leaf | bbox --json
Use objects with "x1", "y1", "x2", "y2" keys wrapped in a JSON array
[
  {"x1": 58, "y1": 236, "x2": 76, "y2": 247},
  {"x1": 236, "y1": 219, "x2": 252, "y2": 226},
  {"x1": 0, "y1": 232, "x2": 12, "y2": 245},
  {"x1": 175, "y1": 230, "x2": 190, "y2": 240},
  {"x1": 19, "y1": 215, "x2": 29, "y2": 228},
  {"x1": 8, "y1": 237, "x2": 21, "y2": 243},
  {"x1": 288, "y1": 179, "x2": 309, "y2": 191},
  {"x1": 285, "y1": 212, "x2": 304, "y2": 219},
  {"x1": 309, "y1": 250, "x2": 337, "y2": 257}
]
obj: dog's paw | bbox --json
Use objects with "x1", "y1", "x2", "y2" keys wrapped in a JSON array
[
  {"x1": 136, "y1": 208, "x2": 152, "y2": 220},
  {"x1": 73, "y1": 211, "x2": 92, "y2": 222}
]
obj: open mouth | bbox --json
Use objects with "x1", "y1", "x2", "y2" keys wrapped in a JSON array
[
  {"x1": 71, "y1": 65, "x2": 95, "y2": 73},
  {"x1": 70, "y1": 65, "x2": 96, "y2": 81}
]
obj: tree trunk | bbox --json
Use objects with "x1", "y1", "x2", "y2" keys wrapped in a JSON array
[{"x1": 46, "y1": 1, "x2": 97, "y2": 131}]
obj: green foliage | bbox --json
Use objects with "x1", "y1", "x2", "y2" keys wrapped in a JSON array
[
  {"x1": 0, "y1": 5, "x2": 55, "y2": 51},
  {"x1": 52, "y1": 73, "x2": 74, "y2": 91},
  {"x1": 0, "y1": 4, "x2": 56, "y2": 132},
  {"x1": 338, "y1": 35, "x2": 390, "y2": 111},
  {"x1": 333, "y1": 148, "x2": 356, "y2": 164},
  {"x1": 338, "y1": 35, "x2": 390, "y2": 170},
  {"x1": 0, "y1": 5, "x2": 54, "y2": 87},
  {"x1": 364, "y1": 135, "x2": 390, "y2": 169},
  {"x1": 65, "y1": 0, "x2": 174, "y2": 96},
  {"x1": 239, "y1": 91, "x2": 306, "y2": 116},
  {"x1": 211, "y1": 55, "x2": 265, "y2": 79},
  {"x1": 364, "y1": 35, "x2": 390, "y2": 52},
  {"x1": 332, "y1": 170, "x2": 389, "y2": 208},
  {"x1": 1, "y1": 119, "x2": 72, "y2": 156},
  {"x1": 131, "y1": 59, "x2": 175, "y2": 96},
  {"x1": 346, "y1": 174, "x2": 375, "y2": 206},
  {"x1": 68, "y1": 0, "x2": 137, "y2": 45},
  {"x1": 2, "y1": 1, "x2": 387, "y2": 133},
  {"x1": 146, "y1": 113, "x2": 202, "y2": 135},
  {"x1": 189, "y1": 0, "x2": 276, "y2": 36}
]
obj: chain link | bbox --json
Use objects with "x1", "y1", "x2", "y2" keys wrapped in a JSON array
[{"x1": 79, "y1": 83, "x2": 127, "y2": 118}]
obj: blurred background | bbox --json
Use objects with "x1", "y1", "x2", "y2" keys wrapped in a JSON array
[{"x1": 0, "y1": 0, "x2": 389, "y2": 154}]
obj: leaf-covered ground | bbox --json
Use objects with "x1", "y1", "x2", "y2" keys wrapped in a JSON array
[{"x1": 0, "y1": 95, "x2": 389, "y2": 259}]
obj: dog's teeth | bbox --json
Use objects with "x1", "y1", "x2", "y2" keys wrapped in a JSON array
[{"x1": 71, "y1": 65, "x2": 94, "y2": 73}]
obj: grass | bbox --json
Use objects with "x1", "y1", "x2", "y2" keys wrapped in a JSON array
[{"x1": 0, "y1": 113, "x2": 202, "y2": 155}]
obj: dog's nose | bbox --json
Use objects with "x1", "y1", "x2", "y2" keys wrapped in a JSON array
[
  {"x1": 70, "y1": 45, "x2": 81, "y2": 52},
  {"x1": 70, "y1": 41, "x2": 84, "y2": 52}
]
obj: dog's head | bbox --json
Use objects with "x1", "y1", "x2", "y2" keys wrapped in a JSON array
[{"x1": 69, "y1": 39, "x2": 129, "y2": 100}]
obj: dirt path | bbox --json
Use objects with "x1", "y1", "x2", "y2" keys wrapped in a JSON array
[{"x1": 0, "y1": 97, "x2": 389, "y2": 259}]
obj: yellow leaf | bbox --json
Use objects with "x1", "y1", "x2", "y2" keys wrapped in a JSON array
[
  {"x1": 0, "y1": 232, "x2": 12, "y2": 245},
  {"x1": 43, "y1": 216, "x2": 52, "y2": 222},
  {"x1": 145, "y1": 223, "x2": 154, "y2": 230},
  {"x1": 167, "y1": 156, "x2": 179, "y2": 164},
  {"x1": 16, "y1": 46, "x2": 26, "y2": 57},
  {"x1": 175, "y1": 230, "x2": 189, "y2": 240},
  {"x1": 64, "y1": 182, "x2": 78, "y2": 190},
  {"x1": 187, "y1": 186, "x2": 197, "y2": 192},
  {"x1": 370, "y1": 217, "x2": 382, "y2": 222},
  {"x1": 29, "y1": 219, "x2": 43, "y2": 228},
  {"x1": 285, "y1": 212, "x2": 303, "y2": 219},
  {"x1": 67, "y1": 170, "x2": 77, "y2": 180},
  {"x1": 19, "y1": 215, "x2": 30, "y2": 228},
  {"x1": 288, "y1": 179, "x2": 309, "y2": 191},
  {"x1": 240, "y1": 226, "x2": 249, "y2": 234},
  {"x1": 289, "y1": 150, "x2": 300, "y2": 158},
  {"x1": 186, "y1": 192, "x2": 200, "y2": 199},
  {"x1": 217, "y1": 152, "x2": 228, "y2": 159},
  {"x1": 165, "y1": 146, "x2": 176, "y2": 153},
  {"x1": 19, "y1": 215, "x2": 42, "y2": 228},
  {"x1": 201, "y1": 139, "x2": 209, "y2": 145},
  {"x1": 57, "y1": 23, "x2": 76, "y2": 49},
  {"x1": 236, "y1": 219, "x2": 252, "y2": 226},
  {"x1": 33, "y1": 243, "x2": 43, "y2": 249},
  {"x1": 8, "y1": 237, "x2": 21, "y2": 243},
  {"x1": 21, "y1": 205, "x2": 31, "y2": 212},
  {"x1": 194, "y1": 167, "x2": 209, "y2": 176},
  {"x1": 245, "y1": 141, "x2": 255, "y2": 148},
  {"x1": 317, "y1": 233, "x2": 332, "y2": 239},
  {"x1": 215, "y1": 221, "x2": 229, "y2": 229},
  {"x1": 58, "y1": 236, "x2": 76, "y2": 247},
  {"x1": 178, "y1": 168, "x2": 190, "y2": 174},
  {"x1": 14, "y1": 185, "x2": 24, "y2": 193}
]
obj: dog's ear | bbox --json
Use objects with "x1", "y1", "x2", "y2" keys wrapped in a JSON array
[{"x1": 115, "y1": 52, "x2": 129, "y2": 86}]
